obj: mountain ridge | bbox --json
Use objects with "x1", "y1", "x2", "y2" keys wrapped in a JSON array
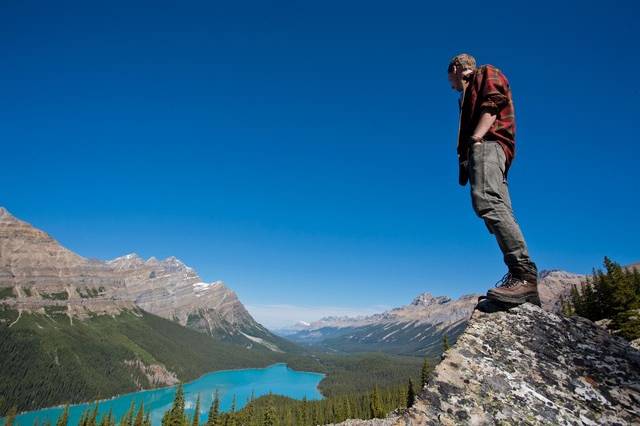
[
  {"x1": 0, "y1": 207, "x2": 284, "y2": 350},
  {"x1": 281, "y1": 269, "x2": 595, "y2": 357}
]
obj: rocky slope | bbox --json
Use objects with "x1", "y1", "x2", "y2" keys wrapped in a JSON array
[
  {"x1": 537, "y1": 269, "x2": 588, "y2": 312},
  {"x1": 328, "y1": 302, "x2": 640, "y2": 425},
  {"x1": 0, "y1": 207, "x2": 283, "y2": 350},
  {"x1": 105, "y1": 252, "x2": 278, "y2": 346}
]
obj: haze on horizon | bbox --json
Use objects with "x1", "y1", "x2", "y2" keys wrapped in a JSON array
[{"x1": 2, "y1": 1, "x2": 638, "y2": 328}]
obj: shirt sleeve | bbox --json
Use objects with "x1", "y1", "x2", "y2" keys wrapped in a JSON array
[{"x1": 478, "y1": 66, "x2": 509, "y2": 115}]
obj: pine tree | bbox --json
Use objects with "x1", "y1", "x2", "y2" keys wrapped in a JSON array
[
  {"x1": 134, "y1": 402, "x2": 145, "y2": 426},
  {"x1": 192, "y1": 395, "x2": 200, "y2": 426},
  {"x1": 243, "y1": 396, "x2": 255, "y2": 426},
  {"x1": 79, "y1": 409, "x2": 89, "y2": 426},
  {"x1": 406, "y1": 379, "x2": 416, "y2": 408},
  {"x1": 100, "y1": 409, "x2": 114, "y2": 426},
  {"x1": 206, "y1": 390, "x2": 220, "y2": 426},
  {"x1": 89, "y1": 404, "x2": 99, "y2": 426},
  {"x1": 295, "y1": 399, "x2": 304, "y2": 426},
  {"x1": 262, "y1": 399, "x2": 276, "y2": 426},
  {"x1": 559, "y1": 295, "x2": 574, "y2": 316},
  {"x1": 301, "y1": 396, "x2": 309, "y2": 425},
  {"x1": 570, "y1": 284, "x2": 582, "y2": 315},
  {"x1": 56, "y1": 405, "x2": 70, "y2": 426},
  {"x1": 343, "y1": 396, "x2": 352, "y2": 420},
  {"x1": 442, "y1": 334, "x2": 450, "y2": 351},
  {"x1": 369, "y1": 386, "x2": 384, "y2": 418},
  {"x1": 420, "y1": 357, "x2": 430, "y2": 389},
  {"x1": 4, "y1": 406, "x2": 17, "y2": 426},
  {"x1": 610, "y1": 258, "x2": 639, "y2": 313},
  {"x1": 582, "y1": 281, "x2": 598, "y2": 319},
  {"x1": 594, "y1": 264, "x2": 614, "y2": 318},
  {"x1": 224, "y1": 395, "x2": 236, "y2": 426},
  {"x1": 163, "y1": 384, "x2": 187, "y2": 426},
  {"x1": 121, "y1": 401, "x2": 135, "y2": 426}
]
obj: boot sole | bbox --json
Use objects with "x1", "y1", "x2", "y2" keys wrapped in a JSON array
[{"x1": 486, "y1": 291, "x2": 541, "y2": 307}]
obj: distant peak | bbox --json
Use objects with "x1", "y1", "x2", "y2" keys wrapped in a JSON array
[
  {"x1": 163, "y1": 256, "x2": 184, "y2": 264},
  {"x1": 0, "y1": 207, "x2": 15, "y2": 220},
  {"x1": 539, "y1": 269, "x2": 560, "y2": 279},
  {"x1": 107, "y1": 253, "x2": 144, "y2": 265},
  {"x1": 0, "y1": 208, "x2": 47, "y2": 234},
  {"x1": 411, "y1": 292, "x2": 451, "y2": 306},
  {"x1": 539, "y1": 269, "x2": 584, "y2": 280}
]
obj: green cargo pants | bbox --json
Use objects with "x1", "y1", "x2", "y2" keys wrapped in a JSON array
[{"x1": 468, "y1": 141, "x2": 537, "y2": 277}]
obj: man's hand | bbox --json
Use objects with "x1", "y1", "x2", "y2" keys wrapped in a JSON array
[{"x1": 471, "y1": 112, "x2": 497, "y2": 141}]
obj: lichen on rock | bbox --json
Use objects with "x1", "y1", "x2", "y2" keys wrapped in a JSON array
[{"x1": 328, "y1": 302, "x2": 640, "y2": 425}]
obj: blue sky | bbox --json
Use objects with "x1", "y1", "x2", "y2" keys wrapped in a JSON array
[{"x1": 1, "y1": 1, "x2": 638, "y2": 328}]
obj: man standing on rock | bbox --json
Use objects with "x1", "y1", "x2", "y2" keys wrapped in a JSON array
[{"x1": 447, "y1": 53, "x2": 540, "y2": 306}]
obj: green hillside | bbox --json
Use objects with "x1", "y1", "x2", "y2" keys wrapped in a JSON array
[
  {"x1": 286, "y1": 320, "x2": 467, "y2": 358},
  {"x1": 0, "y1": 306, "x2": 283, "y2": 415},
  {"x1": 0, "y1": 306, "x2": 427, "y2": 417}
]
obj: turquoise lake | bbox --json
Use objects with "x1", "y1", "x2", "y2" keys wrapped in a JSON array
[{"x1": 11, "y1": 363, "x2": 325, "y2": 426}]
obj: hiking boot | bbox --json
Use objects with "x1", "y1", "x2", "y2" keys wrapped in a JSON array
[{"x1": 486, "y1": 272, "x2": 541, "y2": 306}]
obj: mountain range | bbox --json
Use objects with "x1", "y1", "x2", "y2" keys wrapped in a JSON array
[
  {"x1": 278, "y1": 269, "x2": 591, "y2": 357},
  {"x1": 0, "y1": 206, "x2": 618, "y2": 416}
]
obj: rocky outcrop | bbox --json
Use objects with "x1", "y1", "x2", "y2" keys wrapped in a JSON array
[
  {"x1": 329, "y1": 302, "x2": 640, "y2": 425},
  {"x1": 0, "y1": 207, "x2": 282, "y2": 350},
  {"x1": 124, "y1": 359, "x2": 180, "y2": 388}
]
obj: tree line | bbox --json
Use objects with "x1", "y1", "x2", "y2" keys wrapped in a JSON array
[
  {"x1": 561, "y1": 257, "x2": 640, "y2": 340},
  {"x1": 2, "y1": 357, "x2": 433, "y2": 426}
]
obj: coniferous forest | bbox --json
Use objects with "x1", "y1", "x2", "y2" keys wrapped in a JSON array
[
  {"x1": 561, "y1": 257, "x2": 640, "y2": 340},
  {"x1": 1, "y1": 357, "x2": 431, "y2": 426}
]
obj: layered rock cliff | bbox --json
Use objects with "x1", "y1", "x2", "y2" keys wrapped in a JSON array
[
  {"x1": 0, "y1": 207, "x2": 281, "y2": 350},
  {"x1": 329, "y1": 302, "x2": 640, "y2": 425}
]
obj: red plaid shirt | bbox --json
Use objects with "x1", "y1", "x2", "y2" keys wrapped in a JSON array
[{"x1": 457, "y1": 64, "x2": 516, "y2": 176}]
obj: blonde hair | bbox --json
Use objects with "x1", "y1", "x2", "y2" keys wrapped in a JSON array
[{"x1": 448, "y1": 53, "x2": 476, "y2": 73}]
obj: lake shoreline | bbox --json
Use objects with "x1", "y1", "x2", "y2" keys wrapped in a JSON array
[{"x1": 10, "y1": 361, "x2": 326, "y2": 419}]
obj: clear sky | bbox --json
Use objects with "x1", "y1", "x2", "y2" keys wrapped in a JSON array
[{"x1": 2, "y1": 1, "x2": 638, "y2": 328}]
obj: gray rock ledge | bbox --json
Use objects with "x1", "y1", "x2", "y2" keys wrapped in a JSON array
[{"x1": 328, "y1": 302, "x2": 640, "y2": 425}]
